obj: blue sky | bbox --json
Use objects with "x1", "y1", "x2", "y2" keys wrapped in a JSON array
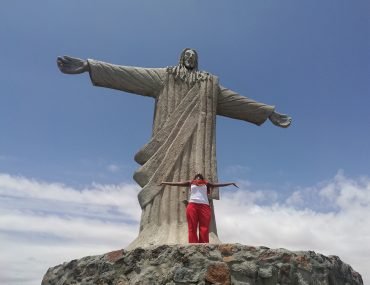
[{"x1": 0, "y1": 1, "x2": 369, "y2": 284}]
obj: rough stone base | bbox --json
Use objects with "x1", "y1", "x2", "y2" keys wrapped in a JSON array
[{"x1": 42, "y1": 244, "x2": 363, "y2": 285}]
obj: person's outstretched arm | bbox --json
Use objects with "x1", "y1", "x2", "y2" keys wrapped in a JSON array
[
  {"x1": 160, "y1": 181, "x2": 191, "y2": 187},
  {"x1": 208, "y1": 182, "x2": 238, "y2": 188}
]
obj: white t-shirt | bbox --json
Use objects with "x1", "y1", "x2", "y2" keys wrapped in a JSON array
[{"x1": 189, "y1": 184, "x2": 209, "y2": 205}]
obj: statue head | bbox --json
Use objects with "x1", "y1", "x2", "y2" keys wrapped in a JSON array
[{"x1": 179, "y1": 48, "x2": 198, "y2": 70}]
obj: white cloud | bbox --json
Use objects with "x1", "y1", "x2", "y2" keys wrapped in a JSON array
[
  {"x1": 216, "y1": 171, "x2": 370, "y2": 283},
  {"x1": 285, "y1": 190, "x2": 304, "y2": 206},
  {"x1": 107, "y1": 164, "x2": 120, "y2": 173},
  {"x1": 0, "y1": 171, "x2": 369, "y2": 284},
  {"x1": 0, "y1": 173, "x2": 141, "y2": 285},
  {"x1": 0, "y1": 173, "x2": 141, "y2": 221}
]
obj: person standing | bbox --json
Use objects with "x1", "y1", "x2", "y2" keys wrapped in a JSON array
[{"x1": 161, "y1": 174, "x2": 238, "y2": 243}]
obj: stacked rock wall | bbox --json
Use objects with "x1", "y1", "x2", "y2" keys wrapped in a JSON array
[{"x1": 42, "y1": 244, "x2": 363, "y2": 285}]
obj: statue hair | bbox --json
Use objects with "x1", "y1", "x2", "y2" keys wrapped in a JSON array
[{"x1": 167, "y1": 48, "x2": 209, "y2": 84}]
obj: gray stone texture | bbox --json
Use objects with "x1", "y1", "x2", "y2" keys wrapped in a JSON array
[{"x1": 42, "y1": 244, "x2": 363, "y2": 285}]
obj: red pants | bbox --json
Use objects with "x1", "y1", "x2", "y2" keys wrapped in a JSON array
[{"x1": 186, "y1": 202, "x2": 211, "y2": 243}]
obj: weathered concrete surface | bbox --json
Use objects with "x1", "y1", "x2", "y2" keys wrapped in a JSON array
[{"x1": 42, "y1": 244, "x2": 363, "y2": 285}]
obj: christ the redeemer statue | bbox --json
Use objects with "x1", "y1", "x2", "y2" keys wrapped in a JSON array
[{"x1": 57, "y1": 48, "x2": 291, "y2": 249}]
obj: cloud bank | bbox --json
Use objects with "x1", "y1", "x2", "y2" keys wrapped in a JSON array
[
  {"x1": 0, "y1": 172, "x2": 368, "y2": 284},
  {"x1": 0, "y1": 174, "x2": 141, "y2": 284}
]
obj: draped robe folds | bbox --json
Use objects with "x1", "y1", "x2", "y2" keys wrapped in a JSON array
[{"x1": 87, "y1": 59, "x2": 275, "y2": 249}]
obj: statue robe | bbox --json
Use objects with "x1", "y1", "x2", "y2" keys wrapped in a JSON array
[{"x1": 87, "y1": 59, "x2": 275, "y2": 248}]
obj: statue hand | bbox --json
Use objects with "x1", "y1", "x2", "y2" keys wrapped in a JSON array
[
  {"x1": 57, "y1": 55, "x2": 89, "y2": 74},
  {"x1": 269, "y1": 111, "x2": 292, "y2": 128}
]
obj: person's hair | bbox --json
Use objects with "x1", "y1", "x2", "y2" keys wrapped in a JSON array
[
  {"x1": 193, "y1": 173, "x2": 204, "y2": 180},
  {"x1": 179, "y1": 48, "x2": 199, "y2": 70}
]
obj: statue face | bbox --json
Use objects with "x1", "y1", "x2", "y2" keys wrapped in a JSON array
[{"x1": 183, "y1": 49, "x2": 196, "y2": 70}]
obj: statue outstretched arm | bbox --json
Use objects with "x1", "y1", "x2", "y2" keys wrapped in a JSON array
[
  {"x1": 217, "y1": 86, "x2": 291, "y2": 128},
  {"x1": 57, "y1": 56, "x2": 167, "y2": 98},
  {"x1": 87, "y1": 59, "x2": 167, "y2": 98}
]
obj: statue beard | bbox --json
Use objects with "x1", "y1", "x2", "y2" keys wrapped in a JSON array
[{"x1": 166, "y1": 65, "x2": 209, "y2": 84}]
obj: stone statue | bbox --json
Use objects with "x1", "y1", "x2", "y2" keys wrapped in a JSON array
[{"x1": 57, "y1": 48, "x2": 291, "y2": 249}]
